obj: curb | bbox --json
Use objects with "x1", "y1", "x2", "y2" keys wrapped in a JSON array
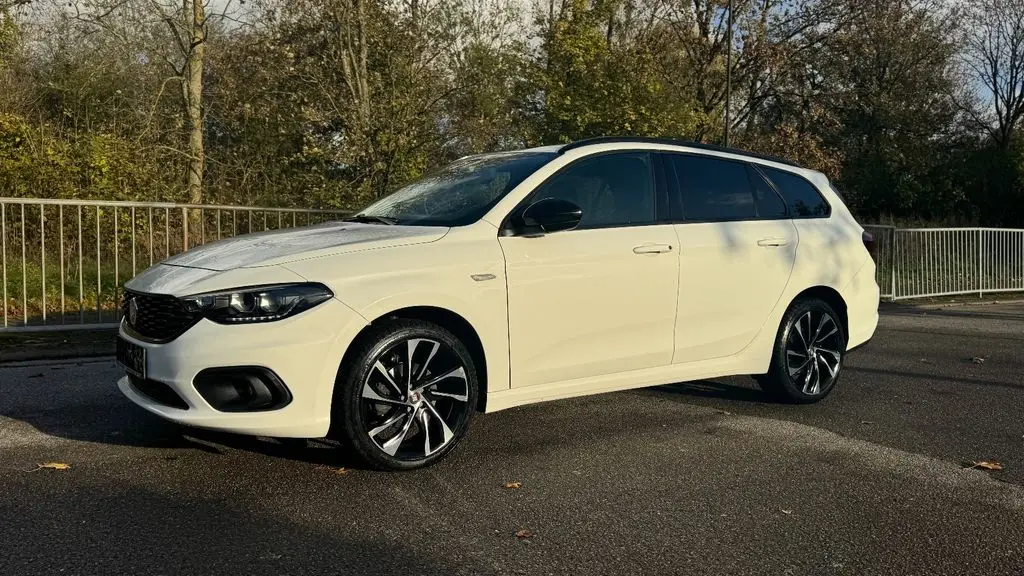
[
  {"x1": 0, "y1": 348, "x2": 115, "y2": 365},
  {"x1": 881, "y1": 298, "x2": 1024, "y2": 311},
  {"x1": 0, "y1": 355, "x2": 115, "y2": 368}
]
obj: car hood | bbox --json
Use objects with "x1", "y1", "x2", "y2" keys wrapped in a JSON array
[{"x1": 162, "y1": 221, "x2": 449, "y2": 271}]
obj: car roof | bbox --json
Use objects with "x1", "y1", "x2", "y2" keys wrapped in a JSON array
[
  {"x1": 555, "y1": 136, "x2": 803, "y2": 168},
  {"x1": 486, "y1": 138, "x2": 831, "y2": 193}
]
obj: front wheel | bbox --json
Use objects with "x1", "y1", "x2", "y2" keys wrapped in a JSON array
[
  {"x1": 332, "y1": 319, "x2": 478, "y2": 470},
  {"x1": 759, "y1": 298, "x2": 846, "y2": 404}
]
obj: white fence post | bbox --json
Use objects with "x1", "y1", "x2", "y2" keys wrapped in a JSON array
[
  {"x1": 978, "y1": 228, "x2": 983, "y2": 298},
  {"x1": 890, "y1": 230, "x2": 897, "y2": 300}
]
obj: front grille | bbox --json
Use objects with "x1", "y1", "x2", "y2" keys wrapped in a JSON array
[
  {"x1": 129, "y1": 375, "x2": 189, "y2": 410},
  {"x1": 121, "y1": 290, "x2": 201, "y2": 342}
]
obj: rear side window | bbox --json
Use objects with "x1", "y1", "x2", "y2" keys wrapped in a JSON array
[
  {"x1": 665, "y1": 154, "x2": 787, "y2": 222},
  {"x1": 758, "y1": 166, "x2": 831, "y2": 218},
  {"x1": 747, "y1": 165, "x2": 787, "y2": 218}
]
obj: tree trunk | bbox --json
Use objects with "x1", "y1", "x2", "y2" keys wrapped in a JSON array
[{"x1": 183, "y1": 0, "x2": 206, "y2": 205}]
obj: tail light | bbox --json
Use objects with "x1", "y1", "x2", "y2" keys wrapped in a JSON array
[{"x1": 862, "y1": 230, "x2": 877, "y2": 262}]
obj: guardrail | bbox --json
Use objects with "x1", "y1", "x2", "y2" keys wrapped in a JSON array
[
  {"x1": 0, "y1": 198, "x2": 347, "y2": 331},
  {"x1": 864, "y1": 226, "x2": 1024, "y2": 300}
]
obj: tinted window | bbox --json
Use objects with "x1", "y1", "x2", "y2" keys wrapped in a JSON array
[
  {"x1": 747, "y1": 165, "x2": 788, "y2": 218},
  {"x1": 759, "y1": 166, "x2": 830, "y2": 217},
  {"x1": 668, "y1": 155, "x2": 756, "y2": 221},
  {"x1": 532, "y1": 152, "x2": 655, "y2": 229}
]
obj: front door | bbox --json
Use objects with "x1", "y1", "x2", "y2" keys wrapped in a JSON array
[{"x1": 499, "y1": 152, "x2": 680, "y2": 388}]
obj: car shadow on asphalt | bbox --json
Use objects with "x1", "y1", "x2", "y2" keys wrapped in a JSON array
[
  {"x1": 649, "y1": 378, "x2": 770, "y2": 403},
  {"x1": 185, "y1": 427, "x2": 364, "y2": 469},
  {"x1": 1, "y1": 366, "x2": 369, "y2": 468}
]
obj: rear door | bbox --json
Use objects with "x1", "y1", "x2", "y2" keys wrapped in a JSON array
[{"x1": 663, "y1": 153, "x2": 798, "y2": 364}]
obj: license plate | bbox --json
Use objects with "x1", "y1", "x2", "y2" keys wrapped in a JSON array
[{"x1": 116, "y1": 336, "x2": 147, "y2": 379}]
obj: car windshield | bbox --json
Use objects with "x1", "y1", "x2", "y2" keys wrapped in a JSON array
[{"x1": 353, "y1": 151, "x2": 556, "y2": 226}]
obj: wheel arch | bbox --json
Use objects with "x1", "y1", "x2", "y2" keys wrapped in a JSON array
[
  {"x1": 337, "y1": 305, "x2": 489, "y2": 413},
  {"x1": 790, "y1": 285, "x2": 849, "y2": 342}
]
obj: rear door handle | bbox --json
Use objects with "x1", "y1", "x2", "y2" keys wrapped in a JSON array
[
  {"x1": 633, "y1": 243, "x2": 674, "y2": 254},
  {"x1": 757, "y1": 237, "x2": 789, "y2": 247}
]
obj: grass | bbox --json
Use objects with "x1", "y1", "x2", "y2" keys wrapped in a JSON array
[{"x1": 1, "y1": 259, "x2": 122, "y2": 326}]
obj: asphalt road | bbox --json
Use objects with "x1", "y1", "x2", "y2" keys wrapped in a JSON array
[{"x1": 2, "y1": 302, "x2": 1023, "y2": 575}]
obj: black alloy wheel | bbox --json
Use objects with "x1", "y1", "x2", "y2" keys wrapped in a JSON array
[
  {"x1": 760, "y1": 298, "x2": 846, "y2": 404},
  {"x1": 333, "y1": 319, "x2": 478, "y2": 470}
]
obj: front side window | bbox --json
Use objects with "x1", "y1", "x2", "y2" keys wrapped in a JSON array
[
  {"x1": 357, "y1": 151, "x2": 556, "y2": 226},
  {"x1": 758, "y1": 165, "x2": 831, "y2": 218},
  {"x1": 528, "y1": 152, "x2": 656, "y2": 229}
]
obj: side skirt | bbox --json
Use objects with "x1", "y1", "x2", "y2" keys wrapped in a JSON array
[{"x1": 483, "y1": 354, "x2": 764, "y2": 413}]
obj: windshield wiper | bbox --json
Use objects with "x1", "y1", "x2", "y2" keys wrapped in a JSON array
[{"x1": 342, "y1": 214, "x2": 399, "y2": 225}]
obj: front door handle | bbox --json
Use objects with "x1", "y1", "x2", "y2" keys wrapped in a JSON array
[
  {"x1": 757, "y1": 237, "x2": 789, "y2": 247},
  {"x1": 633, "y1": 243, "x2": 674, "y2": 254}
]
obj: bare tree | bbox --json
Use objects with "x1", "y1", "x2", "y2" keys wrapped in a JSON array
[
  {"x1": 69, "y1": 0, "x2": 241, "y2": 203},
  {"x1": 181, "y1": 0, "x2": 207, "y2": 204},
  {"x1": 962, "y1": 0, "x2": 1024, "y2": 149}
]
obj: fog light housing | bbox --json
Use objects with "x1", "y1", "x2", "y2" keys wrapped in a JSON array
[{"x1": 193, "y1": 367, "x2": 292, "y2": 412}]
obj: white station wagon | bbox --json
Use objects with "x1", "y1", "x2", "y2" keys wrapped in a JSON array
[{"x1": 116, "y1": 137, "x2": 880, "y2": 470}]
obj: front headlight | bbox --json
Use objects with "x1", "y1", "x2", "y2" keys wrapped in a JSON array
[{"x1": 180, "y1": 283, "x2": 333, "y2": 324}]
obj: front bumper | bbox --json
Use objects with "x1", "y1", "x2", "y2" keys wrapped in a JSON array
[{"x1": 117, "y1": 297, "x2": 368, "y2": 438}]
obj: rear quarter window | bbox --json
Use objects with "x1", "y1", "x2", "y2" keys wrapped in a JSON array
[{"x1": 759, "y1": 166, "x2": 831, "y2": 218}]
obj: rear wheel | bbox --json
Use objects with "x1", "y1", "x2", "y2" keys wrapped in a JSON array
[
  {"x1": 759, "y1": 298, "x2": 846, "y2": 403},
  {"x1": 332, "y1": 319, "x2": 478, "y2": 470}
]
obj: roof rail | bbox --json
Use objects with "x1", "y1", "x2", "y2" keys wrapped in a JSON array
[{"x1": 556, "y1": 136, "x2": 803, "y2": 168}]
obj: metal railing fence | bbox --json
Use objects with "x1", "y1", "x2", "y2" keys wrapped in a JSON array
[
  {"x1": 0, "y1": 197, "x2": 347, "y2": 331},
  {"x1": 863, "y1": 225, "x2": 896, "y2": 299},
  {"x1": 865, "y1": 226, "x2": 1024, "y2": 300},
  {"x1": 1, "y1": 199, "x2": 1022, "y2": 332}
]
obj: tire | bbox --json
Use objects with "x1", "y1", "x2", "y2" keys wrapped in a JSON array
[
  {"x1": 759, "y1": 298, "x2": 847, "y2": 404},
  {"x1": 331, "y1": 319, "x2": 479, "y2": 471}
]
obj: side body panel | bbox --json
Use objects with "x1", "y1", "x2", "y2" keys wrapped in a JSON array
[{"x1": 484, "y1": 150, "x2": 878, "y2": 413}]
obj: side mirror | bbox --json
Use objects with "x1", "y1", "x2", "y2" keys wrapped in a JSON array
[{"x1": 520, "y1": 198, "x2": 582, "y2": 235}]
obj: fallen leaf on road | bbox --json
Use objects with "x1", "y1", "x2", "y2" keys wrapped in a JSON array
[
  {"x1": 313, "y1": 465, "x2": 350, "y2": 476},
  {"x1": 504, "y1": 481, "x2": 522, "y2": 489},
  {"x1": 515, "y1": 529, "x2": 534, "y2": 539},
  {"x1": 971, "y1": 356, "x2": 986, "y2": 364},
  {"x1": 966, "y1": 461, "x2": 1004, "y2": 471},
  {"x1": 32, "y1": 462, "x2": 70, "y2": 471}
]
